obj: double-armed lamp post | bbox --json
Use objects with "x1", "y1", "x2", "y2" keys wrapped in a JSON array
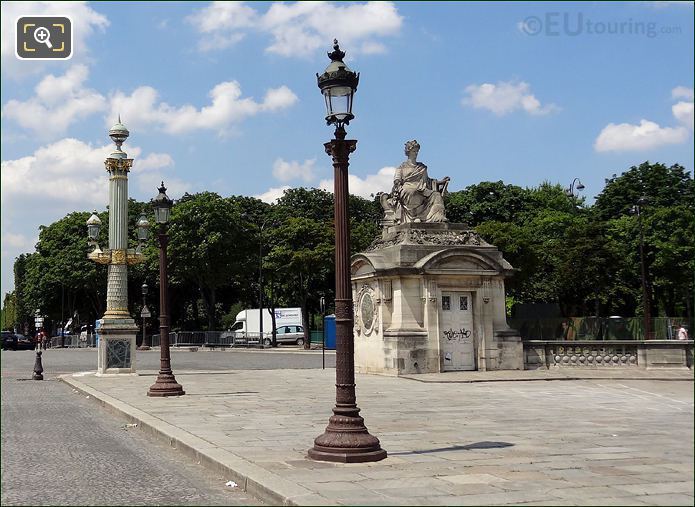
[
  {"x1": 307, "y1": 40, "x2": 386, "y2": 463},
  {"x1": 86, "y1": 119, "x2": 149, "y2": 374}
]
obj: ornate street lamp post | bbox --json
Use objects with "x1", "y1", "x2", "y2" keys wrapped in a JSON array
[
  {"x1": 148, "y1": 182, "x2": 185, "y2": 397},
  {"x1": 308, "y1": 40, "x2": 386, "y2": 463},
  {"x1": 138, "y1": 283, "x2": 150, "y2": 350},
  {"x1": 86, "y1": 119, "x2": 149, "y2": 374}
]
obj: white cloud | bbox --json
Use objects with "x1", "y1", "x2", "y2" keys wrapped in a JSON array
[
  {"x1": 2, "y1": 65, "x2": 107, "y2": 137},
  {"x1": 188, "y1": 1, "x2": 403, "y2": 57},
  {"x1": 197, "y1": 32, "x2": 246, "y2": 52},
  {"x1": 188, "y1": 2, "x2": 258, "y2": 33},
  {"x1": 462, "y1": 81, "x2": 559, "y2": 116},
  {"x1": 673, "y1": 101, "x2": 694, "y2": 129},
  {"x1": 0, "y1": 137, "x2": 177, "y2": 296},
  {"x1": 108, "y1": 81, "x2": 298, "y2": 135},
  {"x1": 595, "y1": 87, "x2": 694, "y2": 152},
  {"x1": 137, "y1": 153, "x2": 175, "y2": 171},
  {"x1": 1, "y1": 1, "x2": 109, "y2": 78},
  {"x1": 319, "y1": 166, "x2": 395, "y2": 198},
  {"x1": 1, "y1": 138, "x2": 174, "y2": 207},
  {"x1": 254, "y1": 185, "x2": 291, "y2": 203},
  {"x1": 672, "y1": 86, "x2": 694, "y2": 101},
  {"x1": 3, "y1": 233, "x2": 36, "y2": 250},
  {"x1": 272, "y1": 158, "x2": 316, "y2": 182},
  {"x1": 594, "y1": 120, "x2": 689, "y2": 152}
]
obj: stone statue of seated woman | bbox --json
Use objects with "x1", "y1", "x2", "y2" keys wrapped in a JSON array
[{"x1": 379, "y1": 140, "x2": 449, "y2": 225}]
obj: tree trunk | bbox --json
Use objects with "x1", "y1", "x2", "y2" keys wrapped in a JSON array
[
  {"x1": 202, "y1": 287, "x2": 217, "y2": 330},
  {"x1": 299, "y1": 272, "x2": 310, "y2": 349}
]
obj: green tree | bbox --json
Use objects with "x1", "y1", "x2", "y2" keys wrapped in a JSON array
[
  {"x1": 167, "y1": 192, "x2": 253, "y2": 330},
  {"x1": 594, "y1": 162, "x2": 694, "y2": 220}
]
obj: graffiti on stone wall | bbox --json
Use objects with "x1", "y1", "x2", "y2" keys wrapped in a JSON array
[{"x1": 443, "y1": 328, "x2": 471, "y2": 342}]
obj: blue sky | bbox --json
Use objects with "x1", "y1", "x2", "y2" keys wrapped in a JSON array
[{"x1": 1, "y1": 1, "x2": 693, "y2": 297}]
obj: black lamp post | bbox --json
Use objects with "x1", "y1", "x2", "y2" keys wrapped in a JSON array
[
  {"x1": 565, "y1": 178, "x2": 585, "y2": 199},
  {"x1": 148, "y1": 182, "x2": 185, "y2": 397},
  {"x1": 308, "y1": 40, "x2": 386, "y2": 463},
  {"x1": 258, "y1": 219, "x2": 278, "y2": 347},
  {"x1": 138, "y1": 283, "x2": 150, "y2": 350},
  {"x1": 632, "y1": 197, "x2": 653, "y2": 340}
]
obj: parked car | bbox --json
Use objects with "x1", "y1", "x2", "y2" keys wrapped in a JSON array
[
  {"x1": 2, "y1": 332, "x2": 34, "y2": 351},
  {"x1": 2, "y1": 331, "x2": 16, "y2": 350},
  {"x1": 272, "y1": 325, "x2": 305, "y2": 346}
]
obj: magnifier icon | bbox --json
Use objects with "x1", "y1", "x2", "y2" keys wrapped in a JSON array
[{"x1": 34, "y1": 26, "x2": 53, "y2": 48}]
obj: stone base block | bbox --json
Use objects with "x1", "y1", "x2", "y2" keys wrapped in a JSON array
[
  {"x1": 496, "y1": 329, "x2": 523, "y2": 370},
  {"x1": 355, "y1": 330, "x2": 437, "y2": 375},
  {"x1": 97, "y1": 318, "x2": 138, "y2": 375}
]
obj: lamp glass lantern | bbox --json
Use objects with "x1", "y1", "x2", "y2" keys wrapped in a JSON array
[
  {"x1": 152, "y1": 182, "x2": 173, "y2": 224},
  {"x1": 86, "y1": 212, "x2": 101, "y2": 242},
  {"x1": 317, "y1": 40, "x2": 359, "y2": 126},
  {"x1": 136, "y1": 214, "x2": 150, "y2": 241}
]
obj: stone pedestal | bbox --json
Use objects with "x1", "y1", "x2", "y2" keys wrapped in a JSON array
[
  {"x1": 351, "y1": 223, "x2": 522, "y2": 375},
  {"x1": 97, "y1": 317, "x2": 138, "y2": 375}
]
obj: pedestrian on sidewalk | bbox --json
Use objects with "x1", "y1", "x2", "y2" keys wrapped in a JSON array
[{"x1": 677, "y1": 324, "x2": 689, "y2": 340}]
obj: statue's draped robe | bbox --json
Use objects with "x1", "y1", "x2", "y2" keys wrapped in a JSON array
[{"x1": 395, "y1": 160, "x2": 447, "y2": 222}]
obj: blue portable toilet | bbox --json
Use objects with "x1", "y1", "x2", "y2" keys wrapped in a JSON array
[
  {"x1": 95, "y1": 318, "x2": 103, "y2": 347},
  {"x1": 324, "y1": 314, "x2": 336, "y2": 350}
]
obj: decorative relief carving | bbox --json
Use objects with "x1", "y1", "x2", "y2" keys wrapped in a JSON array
[
  {"x1": 126, "y1": 250, "x2": 145, "y2": 265},
  {"x1": 354, "y1": 284, "x2": 378, "y2": 336},
  {"x1": 549, "y1": 344, "x2": 638, "y2": 367},
  {"x1": 110, "y1": 249, "x2": 127, "y2": 264},
  {"x1": 409, "y1": 229, "x2": 483, "y2": 246},
  {"x1": 87, "y1": 249, "x2": 111, "y2": 264},
  {"x1": 366, "y1": 231, "x2": 406, "y2": 251},
  {"x1": 367, "y1": 228, "x2": 487, "y2": 251}
]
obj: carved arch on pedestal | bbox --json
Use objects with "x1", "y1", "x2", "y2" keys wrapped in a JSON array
[{"x1": 415, "y1": 249, "x2": 512, "y2": 275}]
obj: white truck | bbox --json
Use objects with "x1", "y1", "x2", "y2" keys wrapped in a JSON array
[{"x1": 228, "y1": 307, "x2": 304, "y2": 346}]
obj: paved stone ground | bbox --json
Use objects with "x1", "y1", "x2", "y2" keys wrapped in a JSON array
[
  {"x1": 0, "y1": 347, "x2": 334, "y2": 377},
  {"x1": 63, "y1": 368, "x2": 694, "y2": 506},
  {"x1": 1, "y1": 353, "x2": 262, "y2": 506}
]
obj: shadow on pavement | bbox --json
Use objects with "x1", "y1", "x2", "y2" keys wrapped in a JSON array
[{"x1": 390, "y1": 441, "x2": 514, "y2": 455}]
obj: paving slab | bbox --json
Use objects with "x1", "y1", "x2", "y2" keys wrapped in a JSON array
[{"x1": 62, "y1": 368, "x2": 694, "y2": 506}]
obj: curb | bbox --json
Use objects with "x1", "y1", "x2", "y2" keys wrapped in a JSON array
[
  {"x1": 60, "y1": 375, "x2": 334, "y2": 506},
  {"x1": 400, "y1": 375, "x2": 694, "y2": 383}
]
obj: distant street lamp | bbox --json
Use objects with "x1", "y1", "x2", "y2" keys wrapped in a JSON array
[
  {"x1": 138, "y1": 283, "x2": 150, "y2": 350},
  {"x1": 147, "y1": 182, "x2": 185, "y2": 397},
  {"x1": 258, "y1": 219, "x2": 279, "y2": 347},
  {"x1": 565, "y1": 178, "x2": 585, "y2": 199},
  {"x1": 631, "y1": 197, "x2": 653, "y2": 340},
  {"x1": 308, "y1": 40, "x2": 386, "y2": 463}
]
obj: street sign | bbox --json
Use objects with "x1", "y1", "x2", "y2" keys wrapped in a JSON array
[{"x1": 140, "y1": 305, "x2": 151, "y2": 318}]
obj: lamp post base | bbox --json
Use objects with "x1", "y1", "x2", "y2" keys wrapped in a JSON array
[
  {"x1": 147, "y1": 373, "x2": 185, "y2": 397},
  {"x1": 308, "y1": 411, "x2": 387, "y2": 463}
]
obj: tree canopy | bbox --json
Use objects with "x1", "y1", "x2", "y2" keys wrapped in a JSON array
[{"x1": 5, "y1": 162, "x2": 693, "y2": 334}]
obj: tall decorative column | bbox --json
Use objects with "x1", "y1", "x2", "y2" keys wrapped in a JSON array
[{"x1": 88, "y1": 118, "x2": 147, "y2": 375}]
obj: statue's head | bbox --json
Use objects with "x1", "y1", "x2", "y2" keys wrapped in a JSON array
[{"x1": 404, "y1": 139, "x2": 420, "y2": 156}]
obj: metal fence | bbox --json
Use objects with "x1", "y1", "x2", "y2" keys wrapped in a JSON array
[
  {"x1": 509, "y1": 316, "x2": 688, "y2": 341},
  {"x1": 49, "y1": 334, "x2": 97, "y2": 348},
  {"x1": 149, "y1": 331, "x2": 268, "y2": 348}
]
